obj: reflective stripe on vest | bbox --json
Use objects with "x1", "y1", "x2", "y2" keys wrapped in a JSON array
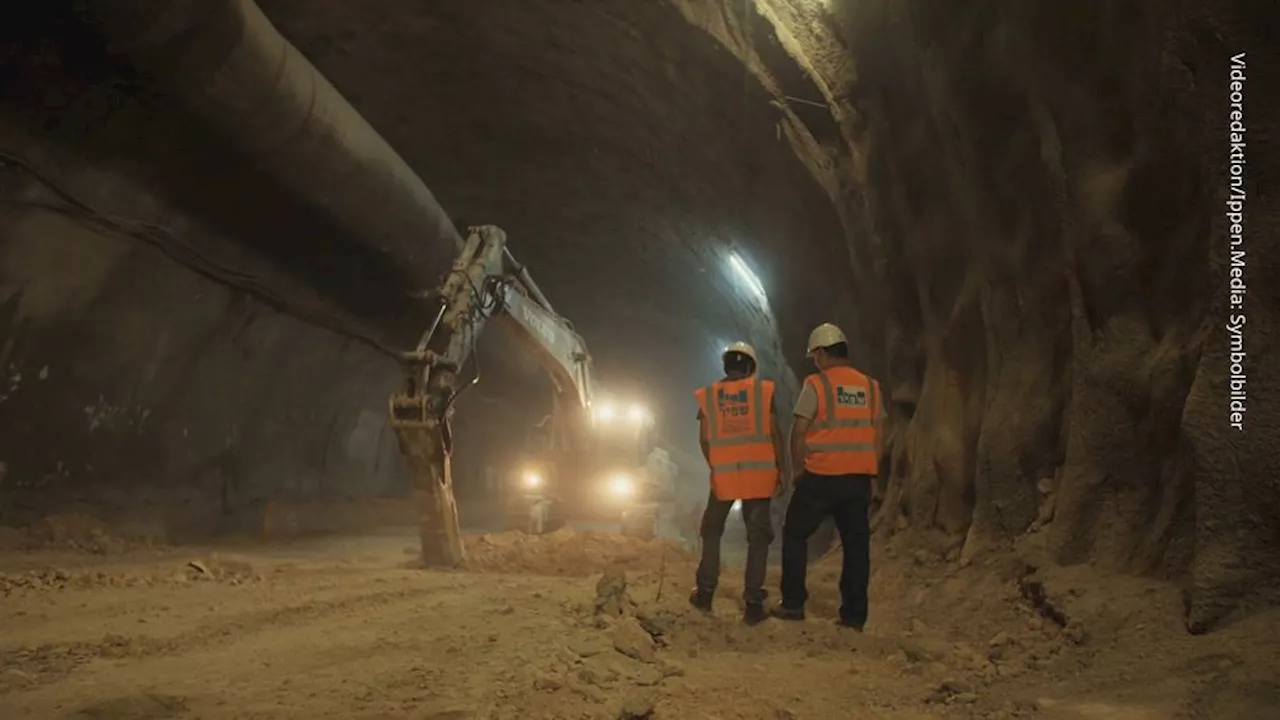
[
  {"x1": 695, "y1": 376, "x2": 778, "y2": 500},
  {"x1": 703, "y1": 376, "x2": 775, "y2": 473},
  {"x1": 803, "y1": 366, "x2": 878, "y2": 475},
  {"x1": 810, "y1": 371, "x2": 876, "y2": 453}
]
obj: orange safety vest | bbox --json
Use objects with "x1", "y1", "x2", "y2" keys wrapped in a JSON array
[
  {"x1": 694, "y1": 375, "x2": 778, "y2": 500},
  {"x1": 802, "y1": 365, "x2": 880, "y2": 476}
]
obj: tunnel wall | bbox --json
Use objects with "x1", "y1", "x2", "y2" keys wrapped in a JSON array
[
  {"x1": 674, "y1": 0, "x2": 1277, "y2": 630},
  {"x1": 729, "y1": 0, "x2": 1277, "y2": 631},
  {"x1": 0, "y1": 127, "x2": 409, "y2": 541}
]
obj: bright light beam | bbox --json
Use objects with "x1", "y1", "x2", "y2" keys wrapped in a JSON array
[
  {"x1": 609, "y1": 474, "x2": 635, "y2": 498},
  {"x1": 595, "y1": 402, "x2": 616, "y2": 422},
  {"x1": 627, "y1": 403, "x2": 648, "y2": 423},
  {"x1": 729, "y1": 252, "x2": 767, "y2": 303}
]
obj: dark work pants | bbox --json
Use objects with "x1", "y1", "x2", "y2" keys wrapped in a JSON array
[
  {"x1": 695, "y1": 491, "x2": 774, "y2": 605},
  {"x1": 780, "y1": 471, "x2": 872, "y2": 625}
]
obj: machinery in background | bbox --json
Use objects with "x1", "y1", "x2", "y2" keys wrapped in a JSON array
[
  {"x1": 624, "y1": 446, "x2": 677, "y2": 539},
  {"x1": 508, "y1": 398, "x2": 676, "y2": 539},
  {"x1": 388, "y1": 225, "x2": 670, "y2": 566},
  {"x1": 506, "y1": 416, "x2": 566, "y2": 536}
]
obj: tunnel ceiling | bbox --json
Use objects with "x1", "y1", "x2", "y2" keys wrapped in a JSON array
[
  {"x1": 0, "y1": 0, "x2": 864, "y2": 444},
  {"x1": 0, "y1": 0, "x2": 866, "y2": 514},
  {"x1": 247, "y1": 0, "x2": 858, "y2": 412}
]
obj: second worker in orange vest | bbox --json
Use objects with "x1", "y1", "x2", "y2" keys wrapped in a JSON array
[
  {"x1": 773, "y1": 323, "x2": 884, "y2": 630},
  {"x1": 689, "y1": 341, "x2": 783, "y2": 625}
]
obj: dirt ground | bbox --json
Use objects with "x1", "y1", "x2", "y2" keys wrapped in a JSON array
[{"x1": 1, "y1": 517, "x2": 1278, "y2": 720}]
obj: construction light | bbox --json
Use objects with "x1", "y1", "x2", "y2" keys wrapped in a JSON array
[
  {"x1": 595, "y1": 402, "x2": 617, "y2": 424},
  {"x1": 523, "y1": 471, "x2": 543, "y2": 489},
  {"x1": 728, "y1": 251, "x2": 767, "y2": 304},
  {"x1": 627, "y1": 403, "x2": 650, "y2": 424},
  {"x1": 608, "y1": 473, "x2": 635, "y2": 499}
]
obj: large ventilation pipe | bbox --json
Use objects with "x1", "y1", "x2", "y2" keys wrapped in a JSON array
[{"x1": 72, "y1": 0, "x2": 463, "y2": 291}]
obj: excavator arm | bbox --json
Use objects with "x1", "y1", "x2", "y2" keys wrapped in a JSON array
[{"x1": 388, "y1": 225, "x2": 595, "y2": 567}]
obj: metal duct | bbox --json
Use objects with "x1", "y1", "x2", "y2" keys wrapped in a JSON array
[{"x1": 73, "y1": 0, "x2": 463, "y2": 291}]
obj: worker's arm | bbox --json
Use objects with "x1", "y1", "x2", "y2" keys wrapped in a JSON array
[
  {"x1": 789, "y1": 416, "x2": 812, "y2": 480},
  {"x1": 773, "y1": 392, "x2": 783, "y2": 466},
  {"x1": 789, "y1": 382, "x2": 818, "y2": 482},
  {"x1": 697, "y1": 410, "x2": 711, "y2": 465},
  {"x1": 769, "y1": 392, "x2": 787, "y2": 494},
  {"x1": 873, "y1": 380, "x2": 887, "y2": 457},
  {"x1": 873, "y1": 379, "x2": 888, "y2": 500}
]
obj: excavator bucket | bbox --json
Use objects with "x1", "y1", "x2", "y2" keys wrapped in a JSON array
[{"x1": 389, "y1": 379, "x2": 467, "y2": 568}]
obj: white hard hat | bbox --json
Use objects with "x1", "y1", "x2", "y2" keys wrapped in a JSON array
[
  {"x1": 722, "y1": 341, "x2": 758, "y2": 365},
  {"x1": 806, "y1": 323, "x2": 847, "y2": 354}
]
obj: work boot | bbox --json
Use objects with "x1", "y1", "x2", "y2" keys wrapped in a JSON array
[
  {"x1": 688, "y1": 589, "x2": 713, "y2": 612},
  {"x1": 771, "y1": 603, "x2": 805, "y2": 621},
  {"x1": 743, "y1": 602, "x2": 768, "y2": 626},
  {"x1": 835, "y1": 617, "x2": 864, "y2": 631}
]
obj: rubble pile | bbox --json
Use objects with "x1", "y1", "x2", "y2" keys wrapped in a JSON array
[
  {"x1": 183, "y1": 554, "x2": 261, "y2": 585},
  {"x1": 542, "y1": 542, "x2": 1103, "y2": 718},
  {"x1": 3, "y1": 512, "x2": 152, "y2": 555},
  {"x1": 528, "y1": 569, "x2": 685, "y2": 719},
  {"x1": 593, "y1": 567, "x2": 636, "y2": 618},
  {"x1": 465, "y1": 528, "x2": 688, "y2": 577},
  {"x1": 0, "y1": 567, "x2": 153, "y2": 594},
  {"x1": 0, "y1": 555, "x2": 260, "y2": 596}
]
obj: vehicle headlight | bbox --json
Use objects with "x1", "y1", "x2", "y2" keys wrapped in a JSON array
[
  {"x1": 595, "y1": 402, "x2": 617, "y2": 424},
  {"x1": 608, "y1": 474, "x2": 634, "y2": 498},
  {"x1": 523, "y1": 471, "x2": 543, "y2": 489},
  {"x1": 627, "y1": 403, "x2": 649, "y2": 424}
]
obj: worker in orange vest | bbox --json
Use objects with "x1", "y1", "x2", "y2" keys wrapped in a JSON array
[
  {"x1": 774, "y1": 323, "x2": 884, "y2": 630},
  {"x1": 690, "y1": 341, "x2": 783, "y2": 625}
]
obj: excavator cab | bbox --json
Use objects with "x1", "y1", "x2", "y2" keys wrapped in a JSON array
[
  {"x1": 503, "y1": 399, "x2": 669, "y2": 538},
  {"x1": 504, "y1": 414, "x2": 568, "y2": 534},
  {"x1": 587, "y1": 399, "x2": 666, "y2": 539}
]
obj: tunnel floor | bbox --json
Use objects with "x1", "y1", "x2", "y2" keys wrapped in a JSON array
[{"x1": 1, "y1": 525, "x2": 1277, "y2": 719}]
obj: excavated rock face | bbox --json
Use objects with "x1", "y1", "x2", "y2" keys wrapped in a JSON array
[
  {"x1": 651, "y1": 0, "x2": 1277, "y2": 629},
  {"x1": 732, "y1": 0, "x2": 1276, "y2": 631},
  {"x1": 0, "y1": 0, "x2": 1275, "y2": 632}
]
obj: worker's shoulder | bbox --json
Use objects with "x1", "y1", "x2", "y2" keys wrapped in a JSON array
[
  {"x1": 743, "y1": 374, "x2": 778, "y2": 389},
  {"x1": 833, "y1": 365, "x2": 874, "y2": 379},
  {"x1": 707, "y1": 373, "x2": 777, "y2": 387}
]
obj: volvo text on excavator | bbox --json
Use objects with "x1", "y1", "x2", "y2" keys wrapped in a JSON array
[{"x1": 388, "y1": 225, "x2": 674, "y2": 568}]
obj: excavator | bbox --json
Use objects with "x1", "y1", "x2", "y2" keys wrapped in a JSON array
[
  {"x1": 512, "y1": 401, "x2": 664, "y2": 538},
  {"x1": 388, "y1": 225, "x2": 673, "y2": 567}
]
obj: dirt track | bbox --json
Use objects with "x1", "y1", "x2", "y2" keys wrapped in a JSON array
[{"x1": 1, "y1": 525, "x2": 1277, "y2": 720}]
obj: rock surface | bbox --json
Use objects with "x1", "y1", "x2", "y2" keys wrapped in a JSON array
[{"x1": 683, "y1": 0, "x2": 1278, "y2": 631}]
